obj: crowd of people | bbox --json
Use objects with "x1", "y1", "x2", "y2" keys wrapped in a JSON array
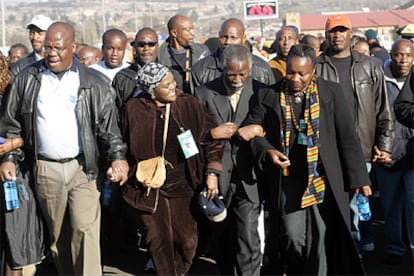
[{"x1": 0, "y1": 11, "x2": 412, "y2": 276}]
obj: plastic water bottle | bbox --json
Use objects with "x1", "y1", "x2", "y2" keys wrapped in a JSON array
[
  {"x1": 3, "y1": 180, "x2": 19, "y2": 211},
  {"x1": 356, "y1": 193, "x2": 371, "y2": 221},
  {"x1": 101, "y1": 179, "x2": 112, "y2": 206}
]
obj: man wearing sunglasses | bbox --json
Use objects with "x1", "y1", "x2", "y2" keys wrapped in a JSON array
[{"x1": 113, "y1": 27, "x2": 160, "y2": 110}]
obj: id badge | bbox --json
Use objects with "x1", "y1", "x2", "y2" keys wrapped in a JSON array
[
  {"x1": 177, "y1": 130, "x2": 199, "y2": 159},
  {"x1": 298, "y1": 132, "x2": 308, "y2": 145}
]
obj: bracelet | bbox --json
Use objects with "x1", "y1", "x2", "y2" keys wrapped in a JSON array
[{"x1": 206, "y1": 172, "x2": 219, "y2": 177}]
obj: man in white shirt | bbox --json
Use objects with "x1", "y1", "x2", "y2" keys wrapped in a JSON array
[{"x1": 90, "y1": 28, "x2": 129, "y2": 81}]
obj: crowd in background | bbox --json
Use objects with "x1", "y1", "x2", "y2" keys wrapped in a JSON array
[{"x1": 0, "y1": 11, "x2": 413, "y2": 276}]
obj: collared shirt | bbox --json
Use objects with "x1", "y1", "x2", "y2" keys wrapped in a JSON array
[{"x1": 36, "y1": 60, "x2": 82, "y2": 160}]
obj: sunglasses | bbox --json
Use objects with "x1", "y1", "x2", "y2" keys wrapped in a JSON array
[{"x1": 135, "y1": 41, "x2": 158, "y2": 47}]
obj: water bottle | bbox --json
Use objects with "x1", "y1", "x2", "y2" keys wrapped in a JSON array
[
  {"x1": 3, "y1": 180, "x2": 19, "y2": 211},
  {"x1": 101, "y1": 179, "x2": 112, "y2": 206},
  {"x1": 356, "y1": 193, "x2": 371, "y2": 221}
]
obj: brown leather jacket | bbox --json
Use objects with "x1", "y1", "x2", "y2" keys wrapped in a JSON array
[{"x1": 316, "y1": 49, "x2": 394, "y2": 161}]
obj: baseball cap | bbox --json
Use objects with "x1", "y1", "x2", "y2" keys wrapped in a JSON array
[
  {"x1": 325, "y1": 14, "x2": 352, "y2": 32},
  {"x1": 26, "y1": 15, "x2": 53, "y2": 31},
  {"x1": 198, "y1": 187, "x2": 227, "y2": 222},
  {"x1": 398, "y1": 23, "x2": 414, "y2": 38}
]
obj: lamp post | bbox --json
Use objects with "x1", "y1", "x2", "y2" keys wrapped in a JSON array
[
  {"x1": 1, "y1": 0, "x2": 5, "y2": 48},
  {"x1": 101, "y1": 0, "x2": 106, "y2": 32}
]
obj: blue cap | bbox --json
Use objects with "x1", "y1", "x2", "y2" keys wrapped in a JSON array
[{"x1": 198, "y1": 187, "x2": 227, "y2": 222}]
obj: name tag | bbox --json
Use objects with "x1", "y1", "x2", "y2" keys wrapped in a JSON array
[{"x1": 177, "y1": 130, "x2": 199, "y2": 159}]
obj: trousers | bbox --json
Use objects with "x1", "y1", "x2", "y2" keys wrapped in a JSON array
[{"x1": 35, "y1": 159, "x2": 102, "y2": 275}]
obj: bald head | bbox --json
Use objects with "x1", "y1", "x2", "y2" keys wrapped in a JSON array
[
  {"x1": 47, "y1": 22, "x2": 75, "y2": 44},
  {"x1": 221, "y1": 18, "x2": 245, "y2": 35},
  {"x1": 219, "y1": 18, "x2": 246, "y2": 48},
  {"x1": 167, "y1": 14, "x2": 191, "y2": 32}
]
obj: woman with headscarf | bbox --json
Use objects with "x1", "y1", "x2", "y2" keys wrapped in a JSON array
[{"x1": 121, "y1": 62, "x2": 224, "y2": 275}]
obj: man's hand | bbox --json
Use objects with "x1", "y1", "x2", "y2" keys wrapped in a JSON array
[
  {"x1": 0, "y1": 161, "x2": 17, "y2": 182},
  {"x1": 211, "y1": 122, "x2": 237, "y2": 139},
  {"x1": 205, "y1": 174, "x2": 219, "y2": 200},
  {"x1": 106, "y1": 160, "x2": 129, "y2": 185},
  {"x1": 355, "y1": 185, "x2": 372, "y2": 197},
  {"x1": 372, "y1": 145, "x2": 392, "y2": 164},
  {"x1": 238, "y1": 124, "x2": 264, "y2": 141},
  {"x1": 267, "y1": 149, "x2": 290, "y2": 169}
]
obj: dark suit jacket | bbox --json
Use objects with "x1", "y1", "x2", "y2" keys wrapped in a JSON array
[
  {"x1": 195, "y1": 77, "x2": 266, "y2": 205},
  {"x1": 244, "y1": 78, "x2": 370, "y2": 274}
]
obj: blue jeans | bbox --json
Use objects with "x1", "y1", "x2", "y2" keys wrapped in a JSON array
[
  {"x1": 350, "y1": 163, "x2": 374, "y2": 253},
  {"x1": 375, "y1": 165, "x2": 414, "y2": 256}
]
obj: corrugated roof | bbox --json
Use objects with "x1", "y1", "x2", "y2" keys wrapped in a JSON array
[{"x1": 301, "y1": 10, "x2": 414, "y2": 31}]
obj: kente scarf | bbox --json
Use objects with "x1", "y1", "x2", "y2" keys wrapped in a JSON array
[{"x1": 280, "y1": 78, "x2": 326, "y2": 208}]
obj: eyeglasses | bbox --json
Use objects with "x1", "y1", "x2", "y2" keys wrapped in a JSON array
[
  {"x1": 44, "y1": 43, "x2": 71, "y2": 55},
  {"x1": 135, "y1": 41, "x2": 158, "y2": 48}
]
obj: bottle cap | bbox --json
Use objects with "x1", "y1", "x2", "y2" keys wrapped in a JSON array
[{"x1": 0, "y1": 137, "x2": 5, "y2": 144}]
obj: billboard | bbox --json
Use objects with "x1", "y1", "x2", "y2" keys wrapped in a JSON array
[{"x1": 244, "y1": 1, "x2": 279, "y2": 20}]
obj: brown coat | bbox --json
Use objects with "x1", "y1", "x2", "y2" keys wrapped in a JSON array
[{"x1": 121, "y1": 90, "x2": 224, "y2": 211}]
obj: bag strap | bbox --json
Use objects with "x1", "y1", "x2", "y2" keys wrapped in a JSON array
[{"x1": 161, "y1": 103, "x2": 170, "y2": 158}]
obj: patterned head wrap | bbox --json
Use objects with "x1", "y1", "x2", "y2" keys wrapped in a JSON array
[{"x1": 136, "y1": 62, "x2": 170, "y2": 94}]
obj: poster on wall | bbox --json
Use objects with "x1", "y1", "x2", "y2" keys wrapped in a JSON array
[{"x1": 244, "y1": 1, "x2": 279, "y2": 20}]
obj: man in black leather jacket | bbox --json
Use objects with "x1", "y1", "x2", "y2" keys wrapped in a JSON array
[
  {"x1": 316, "y1": 14, "x2": 393, "y2": 257},
  {"x1": 113, "y1": 27, "x2": 160, "y2": 110},
  {"x1": 0, "y1": 22, "x2": 129, "y2": 275},
  {"x1": 192, "y1": 18, "x2": 275, "y2": 88}
]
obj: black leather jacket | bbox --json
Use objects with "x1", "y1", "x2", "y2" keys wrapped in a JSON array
[
  {"x1": 1, "y1": 59, "x2": 127, "y2": 181},
  {"x1": 316, "y1": 50, "x2": 394, "y2": 161},
  {"x1": 192, "y1": 48, "x2": 276, "y2": 87},
  {"x1": 112, "y1": 62, "x2": 140, "y2": 110}
]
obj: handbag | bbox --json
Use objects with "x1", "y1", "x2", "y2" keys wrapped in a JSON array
[{"x1": 136, "y1": 103, "x2": 173, "y2": 195}]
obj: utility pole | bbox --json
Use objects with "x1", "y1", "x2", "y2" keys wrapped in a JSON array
[{"x1": 1, "y1": 0, "x2": 5, "y2": 48}]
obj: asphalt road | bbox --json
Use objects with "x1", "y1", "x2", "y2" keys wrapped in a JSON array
[{"x1": 35, "y1": 196, "x2": 413, "y2": 275}]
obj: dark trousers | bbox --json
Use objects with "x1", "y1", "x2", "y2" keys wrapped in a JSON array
[{"x1": 139, "y1": 196, "x2": 198, "y2": 276}]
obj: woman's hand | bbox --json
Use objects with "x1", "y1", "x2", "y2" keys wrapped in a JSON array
[
  {"x1": 0, "y1": 137, "x2": 23, "y2": 155},
  {"x1": 205, "y1": 173, "x2": 219, "y2": 200},
  {"x1": 267, "y1": 149, "x2": 290, "y2": 169}
]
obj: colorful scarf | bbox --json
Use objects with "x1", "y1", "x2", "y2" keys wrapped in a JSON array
[{"x1": 280, "y1": 78, "x2": 326, "y2": 208}]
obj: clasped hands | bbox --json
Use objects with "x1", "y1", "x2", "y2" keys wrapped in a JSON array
[{"x1": 106, "y1": 160, "x2": 129, "y2": 185}]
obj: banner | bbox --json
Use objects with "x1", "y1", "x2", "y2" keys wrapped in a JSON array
[{"x1": 244, "y1": 1, "x2": 279, "y2": 20}]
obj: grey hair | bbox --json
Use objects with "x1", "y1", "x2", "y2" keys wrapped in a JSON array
[{"x1": 222, "y1": 44, "x2": 252, "y2": 71}]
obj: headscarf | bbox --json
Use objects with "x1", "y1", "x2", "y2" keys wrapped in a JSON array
[{"x1": 136, "y1": 62, "x2": 170, "y2": 94}]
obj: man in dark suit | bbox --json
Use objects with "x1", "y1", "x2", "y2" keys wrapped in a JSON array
[
  {"x1": 10, "y1": 14, "x2": 53, "y2": 79},
  {"x1": 195, "y1": 44, "x2": 265, "y2": 276}
]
